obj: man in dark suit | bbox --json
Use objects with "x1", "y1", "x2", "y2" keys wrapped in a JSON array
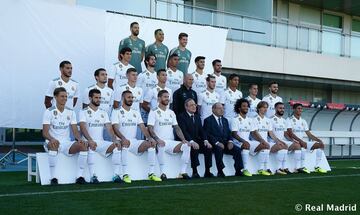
[
  {"x1": 177, "y1": 98, "x2": 214, "y2": 178},
  {"x1": 203, "y1": 102, "x2": 243, "y2": 177}
]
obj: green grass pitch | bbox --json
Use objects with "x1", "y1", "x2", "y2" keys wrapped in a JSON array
[{"x1": 0, "y1": 159, "x2": 359, "y2": 215}]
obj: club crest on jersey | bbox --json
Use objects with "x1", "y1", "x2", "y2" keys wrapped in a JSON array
[
  {"x1": 133, "y1": 113, "x2": 136, "y2": 118},
  {"x1": 120, "y1": 110, "x2": 124, "y2": 115},
  {"x1": 293, "y1": 119, "x2": 296, "y2": 122},
  {"x1": 229, "y1": 90, "x2": 232, "y2": 94},
  {"x1": 53, "y1": 110, "x2": 58, "y2": 116},
  {"x1": 146, "y1": 72, "x2": 150, "y2": 76},
  {"x1": 119, "y1": 64, "x2": 123, "y2": 69},
  {"x1": 71, "y1": 86, "x2": 75, "y2": 91},
  {"x1": 67, "y1": 116, "x2": 70, "y2": 120},
  {"x1": 238, "y1": 117, "x2": 242, "y2": 121},
  {"x1": 257, "y1": 117, "x2": 260, "y2": 121},
  {"x1": 138, "y1": 91, "x2": 141, "y2": 95},
  {"x1": 58, "y1": 81, "x2": 62, "y2": 86},
  {"x1": 101, "y1": 114, "x2": 104, "y2": 118},
  {"x1": 206, "y1": 92, "x2": 209, "y2": 96},
  {"x1": 107, "y1": 92, "x2": 110, "y2": 96},
  {"x1": 157, "y1": 88, "x2": 160, "y2": 92},
  {"x1": 87, "y1": 110, "x2": 91, "y2": 115},
  {"x1": 195, "y1": 74, "x2": 198, "y2": 78},
  {"x1": 157, "y1": 110, "x2": 161, "y2": 116},
  {"x1": 274, "y1": 118, "x2": 277, "y2": 121},
  {"x1": 168, "y1": 70, "x2": 172, "y2": 75},
  {"x1": 126, "y1": 86, "x2": 130, "y2": 90},
  {"x1": 248, "y1": 122, "x2": 251, "y2": 126}
]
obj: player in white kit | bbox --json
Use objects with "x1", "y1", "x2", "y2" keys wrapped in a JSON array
[
  {"x1": 253, "y1": 101, "x2": 288, "y2": 175},
  {"x1": 42, "y1": 87, "x2": 88, "y2": 185},
  {"x1": 166, "y1": 53, "x2": 184, "y2": 93},
  {"x1": 271, "y1": 102, "x2": 302, "y2": 173},
  {"x1": 112, "y1": 90, "x2": 162, "y2": 183},
  {"x1": 262, "y1": 81, "x2": 283, "y2": 118},
  {"x1": 108, "y1": 47, "x2": 134, "y2": 91},
  {"x1": 211, "y1": 59, "x2": 227, "y2": 97},
  {"x1": 245, "y1": 83, "x2": 261, "y2": 118},
  {"x1": 190, "y1": 56, "x2": 208, "y2": 95},
  {"x1": 220, "y1": 73, "x2": 243, "y2": 119},
  {"x1": 79, "y1": 89, "x2": 120, "y2": 184},
  {"x1": 45, "y1": 60, "x2": 79, "y2": 109},
  {"x1": 286, "y1": 103, "x2": 327, "y2": 174},
  {"x1": 147, "y1": 90, "x2": 192, "y2": 180},
  {"x1": 82, "y1": 68, "x2": 113, "y2": 115},
  {"x1": 198, "y1": 75, "x2": 220, "y2": 123}
]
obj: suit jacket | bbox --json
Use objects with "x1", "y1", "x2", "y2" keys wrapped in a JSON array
[
  {"x1": 203, "y1": 115, "x2": 231, "y2": 146},
  {"x1": 177, "y1": 112, "x2": 206, "y2": 144}
]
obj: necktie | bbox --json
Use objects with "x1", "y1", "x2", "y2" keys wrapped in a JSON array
[
  {"x1": 191, "y1": 115, "x2": 195, "y2": 124},
  {"x1": 218, "y1": 117, "x2": 223, "y2": 130}
]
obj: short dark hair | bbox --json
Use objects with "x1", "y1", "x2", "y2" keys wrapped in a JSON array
[
  {"x1": 195, "y1": 56, "x2": 205, "y2": 63},
  {"x1": 154, "y1": 29, "x2": 163, "y2": 35},
  {"x1": 158, "y1": 89, "x2": 169, "y2": 98},
  {"x1": 53, "y1": 87, "x2": 67, "y2": 97},
  {"x1": 184, "y1": 98, "x2": 195, "y2": 108},
  {"x1": 229, "y1": 73, "x2": 239, "y2": 81},
  {"x1": 206, "y1": 74, "x2": 215, "y2": 82},
  {"x1": 293, "y1": 103, "x2": 303, "y2": 109},
  {"x1": 157, "y1": 69, "x2": 166, "y2": 76},
  {"x1": 120, "y1": 47, "x2": 132, "y2": 55},
  {"x1": 248, "y1": 83, "x2": 258, "y2": 89},
  {"x1": 126, "y1": 67, "x2": 137, "y2": 74},
  {"x1": 94, "y1": 68, "x2": 106, "y2": 77},
  {"x1": 168, "y1": 53, "x2": 179, "y2": 61},
  {"x1": 212, "y1": 59, "x2": 221, "y2": 66},
  {"x1": 144, "y1": 54, "x2": 156, "y2": 67},
  {"x1": 275, "y1": 102, "x2": 284, "y2": 108},
  {"x1": 256, "y1": 101, "x2": 269, "y2": 113},
  {"x1": 59, "y1": 60, "x2": 71, "y2": 69},
  {"x1": 89, "y1": 88, "x2": 101, "y2": 98},
  {"x1": 178, "y1": 32, "x2": 188, "y2": 39},
  {"x1": 234, "y1": 98, "x2": 250, "y2": 114},
  {"x1": 268, "y1": 81, "x2": 278, "y2": 87},
  {"x1": 130, "y1": 22, "x2": 138, "y2": 28},
  {"x1": 122, "y1": 90, "x2": 132, "y2": 98}
]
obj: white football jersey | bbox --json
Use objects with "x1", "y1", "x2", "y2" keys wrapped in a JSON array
[
  {"x1": 82, "y1": 84, "x2": 113, "y2": 114},
  {"x1": 136, "y1": 69, "x2": 158, "y2": 93},
  {"x1": 111, "y1": 107, "x2": 143, "y2": 140},
  {"x1": 42, "y1": 106, "x2": 77, "y2": 142},
  {"x1": 190, "y1": 70, "x2": 208, "y2": 95},
  {"x1": 45, "y1": 77, "x2": 80, "y2": 108},
  {"x1": 147, "y1": 107, "x2": 177, "y2": 140},
  {"x1": 246, "y1": 96, "x2": 261, "y2": 118},
  {"x1": 286, "y1": 115, "x2": 309, "y2": 140},
  {"x1": 212, "y1": 73, "x2": 227, "y2": 96},
  {"x1": 231, "y1": 114, "x2": 256, "y2": 142},
  {"x1": 166, "y1": 68, "x2": 183, "y2": 93},
  {"x1": 143, "y1": 85, "x2": 172, "y2": 110},
  {"x1": 79, "y1": 107, "x2": 110, "y2": 141},
  {"x1": 270, "y1": 115, "x2": 287, "y2": 140},
  {"x1": 198, "y1": 89, "x2": 220, "y2": 122},
  {"x1": 262, "y1": 94, "x2": 283, "y2": 118},
  {"x1": 114, "y1": 83, "x2": 143, "y2": 112},
  {"x1": 220, "y1": 88, "x2": 243, "y2": 119},
  {"x1": 253, "y1": 115, "x2": 272, "y2": 141},
  {"x1": 108, "y1": 61, "x2": 134, "y2": 91}
]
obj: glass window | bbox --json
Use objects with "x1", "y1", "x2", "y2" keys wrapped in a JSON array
[
  {"x1": 352, "y1": 19, "x2": 360, "y2": 32},
  {"x1": 323, "y1": 13, "x2": 342, "y2": 29}
]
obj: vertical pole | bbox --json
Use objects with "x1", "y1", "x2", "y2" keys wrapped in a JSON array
[{"x1": 12, "y1": 128, "x2": 16, "y2": 163}]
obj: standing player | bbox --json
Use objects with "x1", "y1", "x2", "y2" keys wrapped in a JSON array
[
  {"x1": 148, "y1": 90, "x2": 191, "y2": 180},
  {"x1": 166, "y1": 53, "x2": 184, "y2": 93},
  {"x1": 82, "y1": 68, "x2": 113, "y2": 115},
  {"x1": 111, "y1": 90, "x2": 162, "y2": 183},
  {"x1": 212, "y1": 59, "x2": 227, "y2": 96},
  {"x1": 220, "y1": 73, "x2": 243, "y2": 119},
  {"x1": 145, "y1": 29, "x2": 169, "y2": 72},
  {"x1": 108, "y1": 47, "x2": 134, "y2": 91},
  {"x1": 190, "y1": 56, "x2": 208, "y2": 96},
  {"x1": 42, "y1": 87, "x2": 88, "y2": 185},
  {"x1": 118, "y1": 22, "x2": 145, "y2": 74},
  {"x1": 246, "y1": 83, "x2": 261, "y2": 118},
  {"x1": 198, "y1": 75, "x2": 220, "y2": 123},
  {"x1": 286, "y1": 103, "x2": 327, "y2": 173},
  {"x1": 113, "y1": 68, "x2": 143, "y2": 113},
  {"x1": 79, "y1": 89, "x2": 120, "y2": 184},
  {"x1": 262, "y1": 81, "x2": 283, "y2": 118},
  {"x1": 169, "y1": 33, "x2": 191, "y2": 74},
  {"x1": 271, "y1": 102, "x2": 302, "y2": 173},
  {"x1": 45, "y1": 61, "x2": 79, "y2": 108},
  {"x1": 252, "y1": 101, "x2": 288, "y2": 175},
  {"x1": 142, "y1": 69, "x2": 172, "y2": 112}
]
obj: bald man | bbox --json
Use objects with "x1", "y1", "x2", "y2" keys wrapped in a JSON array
[{"x1": 173, "y1": 74, "x2": 198, "y2": 116}]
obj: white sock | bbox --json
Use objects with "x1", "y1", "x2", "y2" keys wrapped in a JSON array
[
  {"x1": 263, "y1": 149, "x2": 270, "y2": 170},
  {"x1": 276, "y1": 151, "x2": 283, "y2": 170},
  {"x1": 148, "y1": 147, "x2": 156, "y2": 174},
  {"x1": 87, "y1": 150, "x2": 96, "y2": 177},
  {"x1": 112, "y1": 148, "x2": 121, "y2": 176},
  {"x1": 48, "y1": 150, "x2": 58, "y2": 179},
  {"x1": 294, "y1": 150, "x2": 301, "y2": 169},
  {"x1": 281, "y1": 149, "x2": 287, "y2": 169},
  {"x1": 315, "y1": 149, "x2": 323, "y2": 167},
  {"x1": 258, "y1": 150, "x2": 267, "y2": 170},
  {"x1": 77, "y1": 151, "x2": 88, "y2": 178},
  {"x1": 241, "y1": 149, "x2": 250, "y2": 170},
  {"x1": 157, "y1": 146, "x2": 165, "y2": 174},
  {"x1": 301, "y1": 148, "x2": 306, "y2": 168},
  {"x1": 180, "y1": 144, "x2": 191, "y2": 174},
  {"x1": 121, "y1": 147, "x2": 129, "y2": 175}
]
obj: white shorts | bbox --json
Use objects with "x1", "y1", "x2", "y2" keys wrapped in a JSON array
[
  {"x1": 93, "y1": 140, "x2": 113, "y2": 157},
  {"x1": 163, "y1": 140, "x2": 182, "y2": 155},
  {"x1": 127, "y1": 138, "x2": 146, "y2": 155},
  {"x1": 233, "y1": 139, "x2": 260, "y2": 155},
  {"x1": 44, "y1": 140, "x2": 75, "y2": 156}
]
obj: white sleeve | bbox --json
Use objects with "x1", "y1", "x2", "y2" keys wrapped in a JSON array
[
  {"x1": 139, "y1": 88, "x2": 144, "y2": 103},
  {"x1": 303, "y1": 119, "x2": 309, "y2": 131},
  {"x1": 168, "y1": 89, "x2": 173, "y2": 103},
  {"x1": 267, "y1": 119, "x2": 273, "y2": 131},
  {"x1": 111, "y1": 109, "x2": 119, "y2": 125},
  {"x1": 136, "y1": 112, "x2": 144, "y2": 125},
  {"x1": 104, "y1": 112, "x2": 111, "y2": 124},
  {"x1": 114, "y1": 87, "x2": 123, "y2": 102},
  {"x1": 71, "y1": 111, "x2": 77, "y2": 125},
  {"x1": 143, "y1": 89, "x2": 153, "y2": 103},
  {"x1": 219, "y1": 92, "x2": 226, "y2": 104},
  {"x1": 45, "y1": 80, "x2": 55, "y2": 97},
  {"x1": 108, "y1": 64, "x2": 116, "y2": 79},
  {"x1": 171, "y1": 111, "x2": 178, "y2": 126},
  {"x1": 78, "y1": 110, "x2": 86, "y2": 123},
  {"x1": 136, "y1": 73, "x2": 144, "y2": 89},
  {"x1": 251, "y1": 119, "x2": 258, "y2": 131},
  {"x1": 231, "y1": 118, "x2": 238, "y2": 132},
  {"x1": 197, "y1": 93, "x2": 203, "y2": 106},
  {"x1": 42, "y1": 110, "x2": 51, "y2": 125},
  {"x1": 147, "y1": 110, "x2": 156, "y2": 126},
  {"x1": 74, "y1": 83, "x2": 80, "y2": 98},
  {"x1": 286, "y1": 118, "x2": 292, "y2": 129},
  {"x1": 82, "y1": 88, "x2": 90, "y2": 105}
]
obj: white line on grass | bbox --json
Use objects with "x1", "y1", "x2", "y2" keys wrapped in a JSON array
[{"x1": 1, "y1": 173, "x2": 360, "y2": 198}]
